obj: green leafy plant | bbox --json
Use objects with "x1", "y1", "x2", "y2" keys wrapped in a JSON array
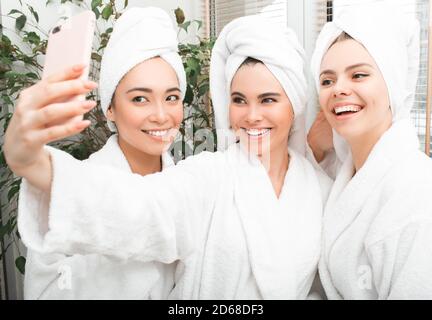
[
  {"x1": 0, "y1": 0, "x2": 215, "y2": 280},
  {"x1": 173, "y1": 17, "x2": 216, "y2": 161}
]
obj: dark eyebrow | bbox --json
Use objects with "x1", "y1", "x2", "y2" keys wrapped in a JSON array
[
  {"x1": 126, "y1": 87, "x2": 181, "y2": 94},
  {"x1": 319, "y1": 69, "x2": 336, "y2": 78},
  {"x1": 231, "y1": 92, "x2": 281, "y2": 99},
  {"x1": 345, "y1": 63, "x2": 374, "y2": 71},
  {"x1": 231, "y1": 91, "x2": 247, "y2": 98},
  {"x1": 320, "y1": 63, "x2": 374, "y2": 78},
  {"x1": 258, "y1": 92, "x2": 281, "y2": 99},
  {"x1": 126, "y1": 87, "x2": 152, "y2": 94},
  {"x1": 165, "y1": 87, "x2": 181, "y2": 93}
]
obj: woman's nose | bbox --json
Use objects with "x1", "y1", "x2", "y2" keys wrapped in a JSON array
[
  {"x1": 333, "y1": 79, "x2": 352, "y2": 97},
  {"x1": 149, "y1": 103, "x2": 168, "y2": 124},
  {"x1": 245, "y1": 104, "x2": 263, "y2": 123}
]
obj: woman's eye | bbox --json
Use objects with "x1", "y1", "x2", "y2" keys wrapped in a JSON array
[
  {"x1": 262, "y1": 97, "x2": 276, "y2": 104},
  {"x1": 166, "y1": 95, "x2": 180, "y2": 102},
  {"x1": 232, "y1": 97, "x2": 246, "y2": 104},
  {"x1": 132, "y1": 96, "x2": 148, "y2": 103},
  {"x1": 353, "y1": 73, "x2": 369, "y2": 79},
  {"x1": 320, "y1": 79, "x2": 333, "y2": 86}
]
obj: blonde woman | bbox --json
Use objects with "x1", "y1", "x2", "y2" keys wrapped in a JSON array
[{"x1": 308, "y1": 2, "x2": 432, "y2": 299}]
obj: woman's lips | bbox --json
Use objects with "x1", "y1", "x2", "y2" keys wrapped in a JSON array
[
  {"x1": 332, "y1": 104, "x2": 364, "y2": 120},
  {"x1": 242, "y1": 127, "x2": 272, "y2": 138}
]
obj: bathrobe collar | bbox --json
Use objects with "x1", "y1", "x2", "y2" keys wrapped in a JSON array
[
  {"x1": 226, "y1": 143, "x2": 303, "y2": 299},
  {"x1": 322, "y1": 119, "x2": 420, "y2": 293},
  {"x1": 88, "y1": 134, "x2": 174, "y2": 171}
]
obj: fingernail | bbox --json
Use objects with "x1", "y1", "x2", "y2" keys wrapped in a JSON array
[
  {"x1": 76, "y1": 120, "x2": 91, "y2": 130},
  {"x1": 84, "y1": 81, "x2": 98, "y2": 89},
  {"x1": 83, "y1": 101, "x2": 96, "y2": 108}
]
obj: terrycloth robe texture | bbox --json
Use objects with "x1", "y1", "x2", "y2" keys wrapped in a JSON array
[
  {"x1": 18, "y1": 143, "x2": 324, "y2": 299},
  {"x1": 319, "y1": 121, "x2": 432, "y2": 299},
  {"x1": 20, "y1": 135, "x2": 176, "y2": 299},
  {"x1": 309, "y1": 1, "x2": 432, "y2": 299}
]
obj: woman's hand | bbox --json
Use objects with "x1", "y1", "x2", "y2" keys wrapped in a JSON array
[
  {"x1": 4, "y1": 64, "x2": 97, "y2": 191},
  {"x1": 307, "y1": 110, "x2": 334, "y2": 163}
]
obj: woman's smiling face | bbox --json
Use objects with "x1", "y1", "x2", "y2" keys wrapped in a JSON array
[
  {"x1": 229, "y1": 60, "x2": 294, "y2": 157},
  {"x1": 107, "y1": 57, "x2": 183, "y2": 156},
  {"x1": 319, "y1": 38, "x2": 392, "y2": 142}
]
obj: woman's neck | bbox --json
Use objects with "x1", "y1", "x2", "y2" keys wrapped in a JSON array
[
  {"x1": 348, "y1": 118, "x2": 392, "y2": 172},
  {"x1": 117, "y1": 136, "x2": 162, "y2": 176},
  {"x1": 259, "y1": 144, "x2": 289, "y2": 198}
]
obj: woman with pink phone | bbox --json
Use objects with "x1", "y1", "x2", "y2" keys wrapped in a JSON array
[{"x1": 17, "y1": 7, "x2": 186, "y2": 299}]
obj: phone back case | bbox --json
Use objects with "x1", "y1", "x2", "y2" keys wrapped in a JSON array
[
  {"x1": 43, "y1": 10, "x2": 95, "y2": 81},
  {"x1": 42, "y1": 11, "x2": 95, "y2": 126}
]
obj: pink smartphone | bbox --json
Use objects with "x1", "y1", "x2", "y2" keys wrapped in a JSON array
[
  {"x1": 43, "y1": 10, "x2": 95, "y2": 103},
  {"x1": 43, "y1": 10, "x2": 95, "y2": 82},
  {"x1": 42, "y1": 11, "x2": 95, "y2": 126}
]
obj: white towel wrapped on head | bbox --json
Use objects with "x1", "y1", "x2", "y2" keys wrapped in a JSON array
[
  {"x1": 210, "y1": 14, "x2": 308, "y2": 154},
  {"x1": 310, "y1": 1, "x2": 420, "y2": 162}
]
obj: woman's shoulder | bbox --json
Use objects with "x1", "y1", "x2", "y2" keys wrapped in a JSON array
[
  {"x1": 289, "y1": 148, "x2": 329, "y2": 187},
  {"x1": 174, "y1": 148, "x2": 228, "y2": 173},
  {"x1": 385, "y1": 149, "x2": 432, "y2": 194},
  {"x1": 366, "y1": 152, "x2": 432, "y2": 245}
]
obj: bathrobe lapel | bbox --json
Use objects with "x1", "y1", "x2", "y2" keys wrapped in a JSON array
[
  {"x1": 321, "y1": 120, "x2": 420, "y2": 297},
  {"x1": 88, "y1": 135, "x2": 132, "y2": 170},
  {"x1": 323, "y1": 154, "x2": 391, "y2": 261},
  {"x1": 89, "y1": 134, "x2": 174, "y2": 169},
  {"x1": 230, "y1": 144, "x2": 297, "y2": 299}
]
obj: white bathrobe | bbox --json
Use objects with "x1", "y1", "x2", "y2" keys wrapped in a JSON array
[
  {"x1": 319, "y1": 120, "x2": 432, "y2": 299},
  {"x1": 21, "y1": 135, "x2": 177, "y2": 299},
  {"x1": 18, "y1": 142, "x2": 325, "y2": 299}
]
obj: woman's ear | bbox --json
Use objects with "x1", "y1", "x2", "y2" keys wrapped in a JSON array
[{"x1": 106, "y1": 105, "x2": 115, "y2": 122}]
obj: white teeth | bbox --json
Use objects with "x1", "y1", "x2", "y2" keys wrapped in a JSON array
[
  {"x1": 334, "y1": 105, "x2": 362, "y2": 115},
  {"x1": 145, "y1": 130, "x2": 169, "y2": 137},
  {"x1": 244, "y1": 128, "x2": 270, "y2": 136}
]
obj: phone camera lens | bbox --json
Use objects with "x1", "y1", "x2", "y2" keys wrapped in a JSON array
[{"x1": 52, "y1": 26, "x2": 61, "y2": 34}]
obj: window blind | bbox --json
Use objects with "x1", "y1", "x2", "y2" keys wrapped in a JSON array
[{"x1": 211, "y1": 0, "x2": 288, "y2": 36}]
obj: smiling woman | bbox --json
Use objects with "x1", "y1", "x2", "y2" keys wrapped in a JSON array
[
  {"x1": 229, "y1": 58, "x2": 294, "y2": 165},
  {"x1": 229, "y1": 58, "x2": 295, "y2": 195},
  {"x1": 105, "y1": 57, "x2": 183, "y2": 175},
  {"x1": 16, "y1": 7, "x2": 187, "y2": 300},
  {"x1": 309, "y1": 1, "x2": 432, "y2": 299},
  {"x1": 319, "y1": 34, "x2": 393, "y2": 170}
]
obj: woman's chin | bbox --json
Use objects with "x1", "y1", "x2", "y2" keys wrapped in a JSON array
[
  {"x1": 242, "y1": 143, "x2": 271, "y2": 158},
  {"x1": 334, "y1": 125, "x2": 362, "y2": 141}
]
